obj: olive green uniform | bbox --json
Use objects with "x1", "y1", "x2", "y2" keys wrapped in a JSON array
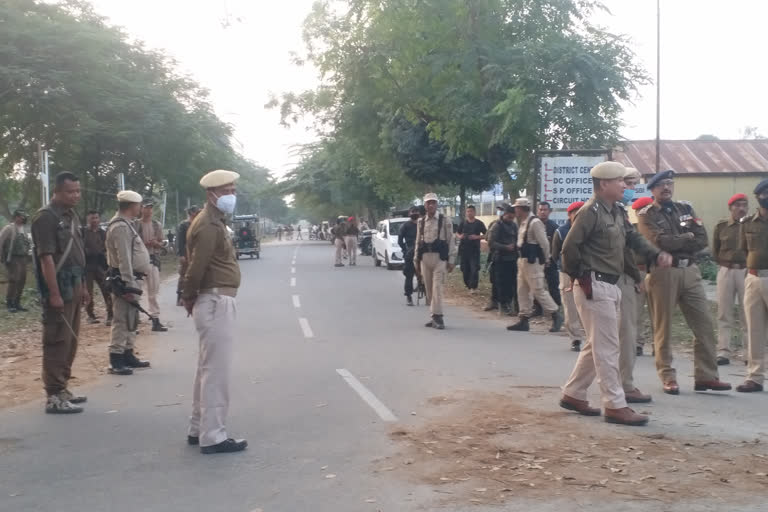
[
  {"x1": 741, "y1": 211, "x2": 768, "y2": 384},
  {"x1": 637, "y1": 200, "x2": 720, "y2": 384},
  {"x1": 712, "y1": 217, "x2": 747, "y2": 357},
  {"x1": 0, "y1": 223, "x2": 30, "y2": 307}
]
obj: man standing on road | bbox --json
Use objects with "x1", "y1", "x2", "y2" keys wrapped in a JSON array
[
  {"x1": 536, "y1": 202, "x2": 561, "y2": 311},
  {"x1": 176, "y1": 206, "x2": 200, "y2": 306},
  {"x1": 630, "y1": 196, "x2": 655, "y2": 357},
  {"x1": 489, "y1": 203, "x2": 518, "y2": 315},
  {"x1": 345, "y1": 217, "x2": 359, "y2": 266},
  {"x1": 398, "y1": 206, "x2": 420, "y2": 306},
  {"x1": 483, "y1": 204, "x2": 506, "y2": 312},
  {"x1": 106, "y1": 191, "x2": 152, "y2": 376},
  {"x1": 333, "y1": 217, "x2": 347, "y2": 267},
  {"x1": 551, "y1": 201, "x2": 585, "y2": 351},
  {"x1": 296, "y1": 224, "x2": 303, "y2": 240},
  {"x1": 183, "y1": 169, "x2": 247, "y2": 454},
  {"x1": 637, "y1": 170, "x2": 732, "y2": 395},
  {"x1": 560, "y1": 162, "x2": 672, "y2": 426},
  {"x1": 1, "y1": 209, "x2": 30, "y2": 313},
  {"x1": 507, "y1": 198, "x2": 563, "y2": 333},
  {"x1": 83, "y1": 211, "x2": 113, "y2": 326},
  {"x1": 415, "y1": 193, "x2": 456, "y2": 329},
  {"x1": 712, "y1": 193, "x2": 749, "y2": 366},
  {"x1": 136, "y1": 202, "x2": 168, "y2": 332},
  {"x1": 456, "y1": 205, "x2": 487, "y2": 292},
  {"x1": 30, "y1": 172, "x2": 89, "y2": 414}
]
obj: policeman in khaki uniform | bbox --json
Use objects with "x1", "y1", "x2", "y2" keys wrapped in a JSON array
[
  {"x1": 507, "y1": 197, "x2": 563, "y2": 333},
  {"x1": 0, "y1": 210, "x2": 30, "y2": 312},
  {"x1": 551, "y1": 201, "x2": 585, "y2": 351},
  {"x1": 183, "y1": 169, "x2": 247, "y2": 454},
  {"x1": 630, "y1": 196, "x2": 655, "y2": 356},
  {"x1": 560, "y1": 162, "x2": 672, "y2": 426},
  {"x1": 106, "y1": 191, "x2": 152, "y2": 376},
  {"x1": 414, "y1": 192, "x2": 456, "y2": 330},
  {"x1": 712, "y1": 193, "x2": 749, "y2": 365},
  {"x1": 736, "y1": 178, "x2": 768, "y2": 393},
  {"x1": 637, "y1": 170, "x2": 732, "y2": 395}
]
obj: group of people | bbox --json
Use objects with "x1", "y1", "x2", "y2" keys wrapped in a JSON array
[
  {"x1": 276, "y1": 224, "x2": 303, "y2": 241},
  {"x1": 331, "y1": 215, "x2": 360, "y2": 267},
  {"x1": 23, "y1": 169, "x2": 247, "y2": 454}
]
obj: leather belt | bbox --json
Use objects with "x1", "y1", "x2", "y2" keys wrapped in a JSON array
[
  {"x1": 721, "y1": 262, "x2": 745, "y2": 269},
  {"x1": 749, "y1": 269, "x2": 768, "y2": 277},
  {"x1": 593, "y1": 271, "x2": 620, "y2": 285},
  {"x1": 199, "y1": 287, "x2": 238, "y2": 297},
  {"x1": 672, "y1": 258, "x2": 694, "y2": 268}
]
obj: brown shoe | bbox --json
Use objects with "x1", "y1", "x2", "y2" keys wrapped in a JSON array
[
  {"x1": 736, "y1": 380, "x2": 764, "y2": 393},
  {"x1": 663, "y1": 381, "x2": 680, "y2": 395},
  {"x1": 604, "y1": 407, "x2": 649, "y2": 426},
  {"x1": 559, "y1": 395, "x2": 601, "y2": 416},
  {"x1": 624, "y1": 388, "x2": 652, "y2": 404},
  {"x1": 694, "y1": 379, "x2": 732, "y2": 392}
]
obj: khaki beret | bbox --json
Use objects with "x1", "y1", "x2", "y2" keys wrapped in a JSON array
[
  {"x1": 200, "y1": 169, "x2": 240, "y2": 189},
  {"x1": 513, "y1": 197, "x2": 531, "y2": 208},
  {"x1": 623, "y1": 167, "x2": 641, "y2": 180},
  {"x1": 423, "y1": 192, "x2": 438, "y2": 203},
  {"x1": 590, "y1": 161, "x2": 626, "y2": 179},
  {"x1": 117, "y1": 190, "x2": 142, "y2": 203}
]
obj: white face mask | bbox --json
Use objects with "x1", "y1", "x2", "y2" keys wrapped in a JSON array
[{"x1": 215, "y1": 193, "x2": 236, "y2": 214}]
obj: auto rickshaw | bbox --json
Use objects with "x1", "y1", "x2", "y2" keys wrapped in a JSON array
[{"x1": 232, "y1": 214, "x2": 261, "y2": 259}]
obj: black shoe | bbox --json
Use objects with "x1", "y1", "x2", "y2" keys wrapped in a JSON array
[
  {"x1": 571, "y1": 340, "x2": 581, "y2": 352},
  {"x1": 507, "y1": 317, "x2": 530, "y2": 331},
  {"x1": 124, "y1": 349, "x2": 150, "y2": 368},
  {"x1": 716, "y1": 356, "x2": 730, "y2": 366},
  {"x1": 432, "y1": 315, "x2": 445, "y2": 330},
  {"x1": 201, "y1": 438, "x2": 248, "y2": 454},
  {"x1": 500, "y1": 303, "x2": 512, "y2": 315},
  {"x1": 15, "y1": 302, "x2": 28, "y2": 312},
  {"x1": 549, "y1": 311, "x2": 564, "y2": 333},
  {"x1": 334, "y1": 263, "x2": 344, "y2": 267},
  {"x1": 6, "y1": 300, "x2": 18, "y2": 313},
  {"x1": 108, "y1": 353, "x2": 134, "y2": 375},
  {"x1": 188, "y1": 435, "x2": 199, "y2": 445},
  {"x1": 636, "y1": 346, "x2": 643, "y2": 357},
  {"x1": 151, "y1": 318, "x2": 168, "y2": 332},
  {"x1": 406, "y1": 295, "x2": 414, "y2": 306},
  {"x1": 483, "y1": 302, "x2": 499, "y2": 312}
]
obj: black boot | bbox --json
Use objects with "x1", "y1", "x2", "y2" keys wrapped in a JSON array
[
  {"x1": 108, "y1": 353, "x2": 133, "y2": 375},
  {"x1": 7, "y1": 300, "x2": 18, "y2": 313},
  {"x1": 550, "y1": 311, "x2": 564, "y2": 333},
  {"x1": 15, "y1": 300, "x2": 28, "y2": 312},
  {"x1": 507, "y1": 317, "x2": 530, "y2": 331},
  {"x1": 432, "y1": 315, "x2": 445, "y2": 330},
  {"x1": 406, "y1": 295, "x2": 414, "y2": 306},
  {"x1": 124, "y1": 349, "x2": 150, "y2": 368},
  {"x1": 151, "y1": 318, "x2": 168, "y2": 332}
]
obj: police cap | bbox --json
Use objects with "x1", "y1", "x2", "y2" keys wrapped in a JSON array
[
  {"x1": 117, "y1": 190, "x2": 142, "y2": 203},
  {"x1": 200, "y1": 169, "x2": 240, "y2": 189},
  {"x1": 754, "y1": 178, "x2": 768, "y2": 196},
  {"x1": 590, "y1": 161, "x2": 626, "y2": 179},
  {"x1": 647, "y1": 170, "x2": 675, "y2": 189}
]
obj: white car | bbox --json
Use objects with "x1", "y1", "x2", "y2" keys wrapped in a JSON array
[{"x1": 372, "y1": 217, "x2": 409, "y2": 270}]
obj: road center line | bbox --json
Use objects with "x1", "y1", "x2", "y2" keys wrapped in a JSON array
[
  {"x1": 290, "y1": 277, "x2": 296, "y2": 287},
  {"x1": 335, "y1": 369, "x2": 398, "y2": 422},
  {"x1": 298, "y1": 317, "x2": 314, "y2": 338},
  {"x1": 292, "y1": 295, "x2": 301, "y2": 308},
  {"x1": 291, "y1": 267, "x2": 296, "y2": 274}
]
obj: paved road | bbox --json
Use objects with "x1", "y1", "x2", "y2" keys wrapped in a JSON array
[{"x1": 0, "y1": 241, "x2": 764, "y2": 512}]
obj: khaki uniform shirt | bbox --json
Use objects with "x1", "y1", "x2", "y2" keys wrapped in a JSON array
[
  {"x1": 518, "y1": 213, "x2": 551, "y2": 261},
  {"x1": 136, "y1": 219, "x2": 163, "y2": 256},
  {"x1": 713, "y1": 217, "x2": 746, "y2": 266},
  {"x1": 637, "y1": 200, "x2": 708, "y2": 259},
  {"x1": 0, "y1": 224, "x2": 27, "y2": 263},
  {"x1": 106, "y1": 214, "x2": 151, "y2": 289},
  {"x1": 183, "y1": 203, "x2": 241, "y2": 300},
  {"x1": 415, "y1": 213, "x2": 457, "y2": 261},
  {"x1": 31, "y1": 201, "x2": 85, "y2": 270},
  {"x1": 740, "y1": 210, "x2": 768, "y2": 270},
  {"x1": 562, "y1": 196, "x2": 658, "y2": 278}
]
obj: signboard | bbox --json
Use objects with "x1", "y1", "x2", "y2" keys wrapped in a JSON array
[{"x1": 538, "y1": 152, "x2": 607, "y2": 225}]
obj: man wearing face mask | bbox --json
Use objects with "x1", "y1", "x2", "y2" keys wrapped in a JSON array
[
  {"x1": 182, "y1": 169, "x2": 247, "y2": 454},
  {"x1": 712, "y1": 194, "x2": 749, "y2": 366},
  {"x1": 637, "y1": 170, "x2": 731, "y2": 395},
  {"x1": 398, "y1": 206, "x2": 420, "y2": 306}
]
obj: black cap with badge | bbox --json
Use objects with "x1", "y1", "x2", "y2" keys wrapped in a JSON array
[{"x1": 646, "y1": 169, "x2": 675, "y2": 190}]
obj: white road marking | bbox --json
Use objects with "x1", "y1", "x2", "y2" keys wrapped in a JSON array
[
  {"x1": 299, "y1": 317, "x2": 314, "y2": 338},
  {"x1": 291, "y1": 267, "x2": 296, "y2": 274},
  {"x1": 336, "y1": 369, "x2": 398, "y2": 422},
  {"x1": 290, "y1": 277, "x2": 296, "y2": 287},
  {"x1": 292, "y1": 295, "x2": 301, "y2": 308}
]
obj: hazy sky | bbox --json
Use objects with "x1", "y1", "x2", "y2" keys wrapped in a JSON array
[{"x1": 86, "y1": 0, "x2": 768, "y2": 175}]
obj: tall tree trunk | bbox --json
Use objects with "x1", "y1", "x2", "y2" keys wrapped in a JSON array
[{"x1": 459, "y1": 183, "x2": 466, "y2": 221}]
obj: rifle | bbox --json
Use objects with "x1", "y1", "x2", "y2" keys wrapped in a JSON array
[
  {"x1": 416, "y1": 276, "x2": 427, "y2": 306},
  {"x1": 105, "y1": 272, "x2": 154, "y2": 320}
]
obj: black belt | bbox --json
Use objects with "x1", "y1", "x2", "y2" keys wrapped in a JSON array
[{"x1": 594, "y1": 271, "x2": 620, "y2": 285}]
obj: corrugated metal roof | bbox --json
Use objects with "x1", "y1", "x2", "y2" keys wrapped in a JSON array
[{"x1": 614, "y1": 140, "x2": 768, "y2": 176}]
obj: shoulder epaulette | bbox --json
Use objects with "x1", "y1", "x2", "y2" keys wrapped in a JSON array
[
  {"x1": 590, "y1": 203, "x2": 599, "y2": 212},
  {"x1": 616, "y1": 202, "x2": 627, "y2": 211},
  {"x1": 740, "y1": 216, "x2": 750, "y2": 224},
  {"x1": 638, "y1": 204, "x2": 653, "y2": 215},
  {"x1": 678, "y1": 200, "x2": 693, "y2": 207}
]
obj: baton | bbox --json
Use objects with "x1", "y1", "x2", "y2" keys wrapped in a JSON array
[{"x1": 58, "y1": 313, "x2": 102, "y2": 373}]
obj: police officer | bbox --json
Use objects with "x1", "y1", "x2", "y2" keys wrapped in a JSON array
[
  {"x1": 630, "y1": 196, "x2": 655, "y2": 357},
  {"x1": 106, "y1": 191, "x2": 152, "y2": 376},
  {"x1": 83, "y1": 210, "x2": 113, "y2": 325},
  {"x1": 136, "y1": 201, "x2": 167, "y2": 332},
  {"x1": 176, "y1": 205, "x2": 200, "y2": 306},
  {"x1": 551, "y1": 201, "x2": 585, "y2": 351},
  {"x1": 333, "y1": 216, "x2": 347, "y2": 267},
  {"x1": 398, "y1": 206, "x2": 420, "y2": 306},
  {"x1": 30, "y1": 172, "x2": 89, "y2": 414},
  {"x1": 536, "y1": 201, "x2": 561, "y2": 310},
  {"x1": 414, "y1": 192, "x2": 456, "y2": 329},
  {"x1": 182, "y1": 169, "x2": 247, "y2": 454},
  {"x1": 637, "y1": 170, "x2": 731, "y2": 395},
  {"x1": 712, "y1": 193, "x2": 749, "y2": 365},
  {"x1": 456, "y1": 205, "x2": 487, "y2": 291},
  {"x1": 345, "y1": 217, "x2": 359, "y2": 266},
  {"x1": 483, "y1": 204, "x2": 507, "y2": 312},
  {"x1": 735, "y1": 178, "x2": 768, "y2": 392},
  {"x1": 489, "y1": 203, "x2": 518, "y2": 314},
  {"x1": 1, "y1": 209, "x2": 30, "y2": 312},
  {"x1": 560, "y1": 162, "x2": 672, "y2": 426},
  {"x1": 507, "y1": 198, "x2": 563, "y2": 332}
]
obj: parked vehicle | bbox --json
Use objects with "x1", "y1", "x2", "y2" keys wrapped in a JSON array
[
  {"x1": 372, "y1": 217, "x2": 408, "y2": 270},
  {"x1": 232, "y1": 214, "x2": 261, "y2": 259}
]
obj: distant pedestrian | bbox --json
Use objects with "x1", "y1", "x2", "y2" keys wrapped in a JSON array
[
  {"x1": 457, "y1": 205, "x2": 486, "y2": 291},
  {"x1": 296, "y1": 225, "x2": 303, "y2": 240},
  {"x1": 345, "y1": 217, "x2": 359, "y2": 266},
  {"x1": 277, "y1": 225, "x2": 283, "y2": 241},
  {"x1": 551, "y1": 201, "x2": 585, "y2": 351},
  {"x1": 82, "y1": 210, "x2": 113, "y2": 326},
  {"x1": 333, "y1": 217, "x2": 347, "y2": 267},
  {"x1": 0, "y1": 209, "x2": 30, "y2": 313}
]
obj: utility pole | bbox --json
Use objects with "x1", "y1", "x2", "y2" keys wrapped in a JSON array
[{"x1": 655, "y1": 0, "x2": 661, "y2": 174}]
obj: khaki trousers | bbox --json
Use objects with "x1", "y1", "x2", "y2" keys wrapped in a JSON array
[
  {"x1": 744, "y1": 274, "x2": 768, "y2": 384},
  {"x1": 563, "y1": 277, "x2": 626, "y2": 409},
  {"x1": 420, "y1": 253, "x2": 446, "y2": 316},
  {"x1": 109, "y1": 295, "x2": 138, "y2": 354},
  {"x1": 344, "y1": 235, "x2": 357, "y2": 265},
  {"x1": 189, "y1": 293, "x2": 237, "y2": 447},
  {"x1": 559, "y1": 272, "x2": 584, "y2": 342},
  {"x1": 42, "y1": 287, "x2": 81, "y2": 396},
  {"x1": 646, "y1": 265, "x2": 719, "y2": 383},
  {"x1": 334, "y1": 238, "x2": 345, "y2": 265},
  {"x1": 636, "y1": 270, "x2": 652, "y2": 349},
  {"x1": 518, "y1": 260, "x2": 557, "y2": 318},
  {"x1": 143, "y1": 264, "x2": 161, "y2": 318},
  {"x1": 716, "y1": 266, "x2": 747, "y2": 356},
  {"x1": 618, "y1": 274, "x2": 639, "y2": 392}
]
